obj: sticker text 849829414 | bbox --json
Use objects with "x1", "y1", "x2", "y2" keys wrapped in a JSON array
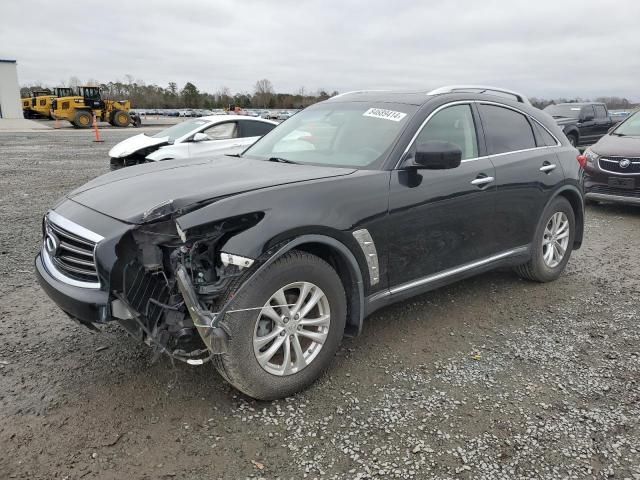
[{"x1": 362, "y1": 108, "x2": 407, "y2": 122}]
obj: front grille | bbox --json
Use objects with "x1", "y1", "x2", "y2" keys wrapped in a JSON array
[
  {"x1": 588, "y1": 185, "x2": 640, "y2": 198},
  {"x1": 599, "y1": 157, "x2": 640, "y2": 174},
  {"x1": 44, "y1": 215, "x2": 100, "y2": 285}
]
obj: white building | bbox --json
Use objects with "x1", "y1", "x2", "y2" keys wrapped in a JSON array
[{"x1": 0, "y1": 59, "x2": 23, "y2": 119}]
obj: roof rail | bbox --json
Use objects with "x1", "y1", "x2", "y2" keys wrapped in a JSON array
[
  {"x1": 331, "y1": 89, "x2": 390, "y2": 99},
  {"x1": 427, "y1": 85, "x2": 531, "y2": 105}
]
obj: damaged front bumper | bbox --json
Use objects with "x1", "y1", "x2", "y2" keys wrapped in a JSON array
[
  {"x1": 35, "y1": 203, "x2": 269, "y2": 362},
  {"x1": 35, "y1": 252, "x2": 110, "y2": 328}
]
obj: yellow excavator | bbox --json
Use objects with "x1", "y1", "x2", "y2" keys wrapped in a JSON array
[{"x1": 52, "y1": 86, "x2": 132, "y2": 128}]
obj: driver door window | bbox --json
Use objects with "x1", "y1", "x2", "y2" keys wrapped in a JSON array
[
  {"x1": 203, "y1": 122, "x2": 237, "y2": 140},
  {"x1": 414, "y1": 105, "x2": 478, "y2": 160}
]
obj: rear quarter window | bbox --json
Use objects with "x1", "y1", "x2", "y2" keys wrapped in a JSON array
[
  {"x1": 533, "y1": 122, "x2": 559, "y2": 147},
  {"x1": 479, "y1": 104, "x2": 536, "y2": 155},
  {"x1": 240, "y1": 120, "x2": 276, "y2": 138}
]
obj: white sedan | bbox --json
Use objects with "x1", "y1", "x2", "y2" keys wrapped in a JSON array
[{"x1": 108, "y1": 115, "x2": 278, "y2": 169}]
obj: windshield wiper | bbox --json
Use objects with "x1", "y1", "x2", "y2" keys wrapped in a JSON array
[
  {"x1": 611, "y1": 132, "x2": 626, "y2": 137},
  {"x1": 268, "y1": 157, "x2": 298, "y2": 164}
]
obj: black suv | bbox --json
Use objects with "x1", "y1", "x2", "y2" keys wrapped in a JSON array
[
  {"x1": 544, "y1": 102, "x2": 614, "y2": 147},
  {"x1": 35, "y1": 86, "x2": 584, "y2": 400}
]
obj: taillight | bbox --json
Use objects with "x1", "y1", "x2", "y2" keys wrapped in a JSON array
[{"x1": 577, "y1": 155, "x2": 587, "y2": 168}]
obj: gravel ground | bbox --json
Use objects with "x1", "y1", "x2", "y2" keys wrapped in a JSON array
[{"x1": 0, "y1": 129, "x2": 638, "y2": 480}]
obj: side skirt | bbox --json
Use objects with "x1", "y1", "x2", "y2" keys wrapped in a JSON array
[{"x1": 365, "y1": 246, "x2": 530, "y2": 316}]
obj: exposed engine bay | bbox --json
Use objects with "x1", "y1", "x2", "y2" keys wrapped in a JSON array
[{"x1": 112, "y1": 213, "x2": 264, "y2": 365}]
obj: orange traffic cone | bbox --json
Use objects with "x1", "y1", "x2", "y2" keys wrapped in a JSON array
[
  {"x1": 51, "y1": 110, "x2": 60, "y2": 129},
  {"x1": 92, "y1": 113, "x2": 104, "y2": 143}
]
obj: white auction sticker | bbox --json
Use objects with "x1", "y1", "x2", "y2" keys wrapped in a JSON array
[{"x1": 363, "y1": 108, "x2": 407, "y2": 122}]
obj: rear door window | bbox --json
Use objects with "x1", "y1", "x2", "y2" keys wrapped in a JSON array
[
  {"x1": 581, "y1": 105, "x2": 596, "y2": 120},
  {"x1": 478, "y1": 104, "x2": 536, "y2": 155},
  {"x1": 239, "y1": 120, "x2": 276, "y2": 138},
  {"x1": 594, "y1": 105, "x2": 608, "y2": 118}
]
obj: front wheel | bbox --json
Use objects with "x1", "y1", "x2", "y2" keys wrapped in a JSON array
[
  {"x1": 515, "y1": 196, "x2": 575, "y2": 282},
  {"x1": 567, "y1": 134, "x2": 578, "y2": 148},
  {"x1": 73, "y1": 110, "x2": 92, "y2": 128},
  {"x1": 111, "y1": 110, "x2": 131, "y2": 127},
  {"x1": 213, "y1": 251, "x2": 347, "y2": 400}
]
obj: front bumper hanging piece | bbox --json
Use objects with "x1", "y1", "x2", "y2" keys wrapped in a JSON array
[{"x1": 175, "y1": 264, "x2": 228, "y2": 354}]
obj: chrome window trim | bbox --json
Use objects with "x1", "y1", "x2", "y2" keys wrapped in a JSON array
[
  {"x1": 43, "y1": 211, "x2": 103, "y2": 289},
  {"x1": 396, "y1": 100, "x2": 561, "y2": 169},
  {"x1": 371, "y1": 246, "x2": 529, "y2": 301}
]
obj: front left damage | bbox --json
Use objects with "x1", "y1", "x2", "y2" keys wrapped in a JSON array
[
  {"x1": 41, "y1": 206, "x2": 269, "y2": 366},
  {"x1": 114, "y1": 210, "x2": 272, "y2": 364}
]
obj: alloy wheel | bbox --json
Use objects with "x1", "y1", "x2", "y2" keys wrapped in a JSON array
[
  {"x1": 542, "y1": 211, "x2": 570, "y2": 268},
  {"x1": 253, "y1": 282, "x2": 331, "y2": 376}
]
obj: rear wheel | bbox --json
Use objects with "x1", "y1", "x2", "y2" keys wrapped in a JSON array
[
  {"x1": 213, "y1": 251, "x2": 346, "y2": 400},
  {"x1": 567, "y1": 133, "x2": 578, "y2": 147},
  {"x1": 515, "y1": 196, "x2": 575, "y2": 282},
  {"x1": 111, "y1": 110, "x2": 131, "y2": 128},
  {"x1": 73, "y1": 110, "x2": 92, "y2": 128}
]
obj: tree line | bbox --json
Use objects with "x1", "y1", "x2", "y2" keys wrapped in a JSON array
[
  {"x1": 20, "y1": 77, "x2": 636, "y2": 111},
  {"x1": 20, "y1": 76, "x2": 339, "y2": 110}
]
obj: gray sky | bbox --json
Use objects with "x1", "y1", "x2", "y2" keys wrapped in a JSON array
[{"x1": 2, "y1": 0, "x2": 639, "y2": 100}]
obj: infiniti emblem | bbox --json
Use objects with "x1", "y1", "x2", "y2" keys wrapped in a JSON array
[
  {"x1": 619, "y1": 158, "x2": 631, "y2": 168},
  {"x1": 44, "y1": 227, "x2": 60, "y2": 256}
]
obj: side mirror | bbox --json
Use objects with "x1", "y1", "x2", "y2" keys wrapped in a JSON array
[
  {"x1": 411, "y1": 141, "x2": 462, "y2": 169},
  {"x1": 581, "y1": 114, "x2": 594, "y2": 122},
  {"x1": 192, "y1": 132, "x2": 209, "y2": 142}
]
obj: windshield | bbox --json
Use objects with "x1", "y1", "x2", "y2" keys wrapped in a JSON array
[
  {"x1": 543, "y1": 105, "x2": 582, "y2": 119},
  {"x1": 242, "y1": 102, "x2": 417, "y2": 169},
  {"x1": 612, "y1": 110, "x2": 640, "y2": 136},
  {"x1": 151, "y1": 119, "x2": 208, "y2": 142}
]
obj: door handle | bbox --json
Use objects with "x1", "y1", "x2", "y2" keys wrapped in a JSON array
[
  {"x1": 539, "y1": 163, "x2": 557, "y2": 173},
  {"x1": 470, "y1": 176, "x2": 495, "y2": 186}
]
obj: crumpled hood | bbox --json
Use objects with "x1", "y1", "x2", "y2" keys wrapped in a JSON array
[
  {"x1": 107, "y1": 133, "x2": 170, "y2": 158},
  {"x1": 591, "y1": 134, "x2": 640, "y2": 157},
  {"x1": 67, "y1": 156, "x2": 355, "y2": 224}
]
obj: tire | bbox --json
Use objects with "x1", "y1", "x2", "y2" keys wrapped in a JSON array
[
  {"x1": 567, "y1": 133, "x2": 578, "y2": 148},
  {"x1": 213, "y1": 250, "x2": 347, "y2": 400},
  {"x1": 109, "y1": 158, "x2": 124, "y2": 171},
  {"x1": 111, "y1": 110, "x2": 131, "y2": 128},
  {"x1": 73, "y1": 110, "x2": 92, "y2": 128},
  {"x1": 515, "y1": 196, "x2": 575, "y2": 283}
]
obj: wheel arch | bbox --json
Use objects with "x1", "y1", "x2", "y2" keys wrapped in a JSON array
[
  {"x1": 218, "y1": 234, "x2": 366, "y2": 337},
  {"x1": 548, "y1": 185, "x2": 584, "y2": 249},
  {"x1": 564, "y1": 126, "x2": 579, "y2": 143}
]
